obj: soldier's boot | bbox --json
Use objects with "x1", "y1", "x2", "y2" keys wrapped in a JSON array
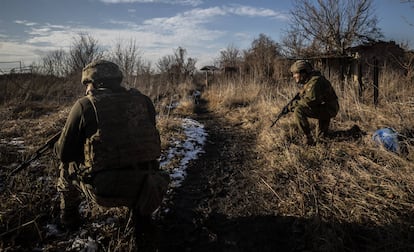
[
  {"x1": 317, "y1": 119, "x2": 330, "y2": 141},
  {"x1": 59, "y1": 192, "x2": 82, "y2": 231},
  {"x1": 60, "y1": 207, "x2": 81, "y2": 231},
  {"x1": 132, "y1": 210, "x2": 158, "y2": 252}
]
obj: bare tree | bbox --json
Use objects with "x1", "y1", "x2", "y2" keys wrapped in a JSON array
[
  {"x1": 41, "y1": 49, "x2": 69, "y2": 77},
  {"x1": 218, "y1": 44, "x2": 241, "y2": 69},
  {"x1": 243, "y1": 34, "x2": 282, "y2": 82},
  {"x1": 67, "y1": 32, "x2": 103, "y2": 74},
  {"x1": 111, "y1": 39, "x2": 143, "y2": 88},
  {"x1": 281, "y1": 26, "x2": 308, "y2": 57},
  {"x1": 156, "y1": 47, "x2": 196, "y2": 85},
  {"x1": 174, "y1": 47, "x2": 197, "y2": 82},
  {"x1": 288, "y1": 0, "x2": 382, "y2": 55}
]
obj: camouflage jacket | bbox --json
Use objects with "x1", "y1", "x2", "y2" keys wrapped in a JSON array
[{"x1": 289, "y1": 72, "x2": 339, "y2": 112}]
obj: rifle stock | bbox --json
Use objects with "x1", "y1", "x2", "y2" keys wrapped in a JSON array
[
  {"x1": 8, "y1": 131, "x2": 61, "y2": 177},
  {"x1": 270, "y1": 93, "x2": 300, "y2": 128}
]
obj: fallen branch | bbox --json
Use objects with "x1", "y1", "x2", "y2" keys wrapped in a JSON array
[{"x1": 260, "y1": 177, "x2": 282, "y2": 202}]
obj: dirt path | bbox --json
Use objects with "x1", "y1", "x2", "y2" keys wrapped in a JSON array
[{"x1": 157, "y1": 97, "x2": 301, "y2": 252}]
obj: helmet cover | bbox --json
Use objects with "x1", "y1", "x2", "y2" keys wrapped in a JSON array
[
  {"x1": 290, "y1": 60, "x2": 313, "y2": 74},
  {"x1": 81, "y1": 60, "x2": 123, "y2": 85}
]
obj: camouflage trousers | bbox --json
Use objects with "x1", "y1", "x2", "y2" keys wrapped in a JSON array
[
  {"x1": 57, "y1": 161, "x2": 161, "y2": 247},
  {"x1": 57, "y1": 161, "x2": 161, "y2": 213},
  {"x1": 293, "y1": 103, "x2": 338, "y2": 138},
  {"x1": 56, "y1": 162, "x2": 97, "y2": 213}
]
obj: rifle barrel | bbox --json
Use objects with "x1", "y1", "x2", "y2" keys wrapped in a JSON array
[
  {"x1": 270, "y1": 93, "x2": 300, "y2": 128},
  {"x1": 8, "y1": 131, "x2": 61, "y2": 177}
]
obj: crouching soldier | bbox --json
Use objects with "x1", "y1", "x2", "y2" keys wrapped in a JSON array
[
  {"x1": 288, "y1": 60, "x2": 339, "y2": 145},
  {"x1": 54, "y1": 60, "x2": 169, "y2": 250}
]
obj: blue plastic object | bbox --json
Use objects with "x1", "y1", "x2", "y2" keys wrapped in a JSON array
[{"x1": 372, "y1": 127, "x2": 400, "y2": 153}]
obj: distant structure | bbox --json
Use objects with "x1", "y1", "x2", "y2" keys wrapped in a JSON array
[
  {"x1": 200, "y1": 65, "x2": 219, "y2": 86},
  {"x1": 302, "y1": 40, "x2": 407, "y2": 105},
  {"x1": 0, "y1": 61, "x2": 32, "y2": 75}
]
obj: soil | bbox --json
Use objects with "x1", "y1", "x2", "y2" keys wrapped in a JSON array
[{"x1": 157, "y1": 98, "x2": 300, "y2": 252}]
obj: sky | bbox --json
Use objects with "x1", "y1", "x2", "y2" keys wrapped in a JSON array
[{"x1": 0, "y1": 0, "x2": 413, "y2": 71}]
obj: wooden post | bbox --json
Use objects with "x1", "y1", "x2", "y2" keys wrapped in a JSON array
[
  {"x1": 340, "y1": 57, "x2": 345, "y2": 92},
  {"x1": 373, "y1": 57, "x2": 379, "y2": 106},
  {"x1": 358, "y1": 60, "x2": 363, "y2": 100},
  {"x1": 205, "y1": 71, "x2": 208, "y2": 87}
]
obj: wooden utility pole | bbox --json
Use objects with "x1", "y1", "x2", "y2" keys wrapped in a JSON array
[
  {"x1": 373, "y1": 57, "x2": 379, "y2": 106},
  {"x1": 358, "y1": 60, "x2": 363, "y2": 100}
]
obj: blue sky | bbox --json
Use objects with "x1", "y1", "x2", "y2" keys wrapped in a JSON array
[{"x1": 0, "y1": 0, "x2": 413, "y2": 71}]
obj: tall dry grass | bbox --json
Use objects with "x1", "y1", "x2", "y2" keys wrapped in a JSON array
[
  {"x1": 1, "y1": 67, "x2": 413, "y2": 250},
  {"x1": 203, "y1": 71, "x2": 414, "y2": 250}
]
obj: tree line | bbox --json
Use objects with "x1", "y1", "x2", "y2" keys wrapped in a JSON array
[{"x1": 34, "y1": 0, "x2": 412, "y2": 86}]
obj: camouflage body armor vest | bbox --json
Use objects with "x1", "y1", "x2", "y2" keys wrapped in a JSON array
[{"x1": 84, "y1": 89, "x2": 161, "y2": 174}]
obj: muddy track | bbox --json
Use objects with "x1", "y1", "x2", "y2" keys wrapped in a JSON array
[{"x1": 157, "y1": 98, "x2": 299, "y2": 252}]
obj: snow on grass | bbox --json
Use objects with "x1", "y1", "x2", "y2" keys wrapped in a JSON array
[{"x1": 160, "y1": 117, "x2": 208, "y2": 187}]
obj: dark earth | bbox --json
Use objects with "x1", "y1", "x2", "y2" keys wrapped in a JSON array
[{"x1": 157, "y1": 97, "x2": 305, "y2": 252}]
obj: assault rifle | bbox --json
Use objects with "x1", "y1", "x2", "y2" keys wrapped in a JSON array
[
  {"x1": 8, "y1": 131, "x2": 61, "y2": 177},
  {"x1": 270, "y1": 93, "x2": 300, "y2": 128}
]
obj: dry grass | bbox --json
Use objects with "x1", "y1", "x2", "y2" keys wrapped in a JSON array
[
  {"x1": 1, "y1": 69, "x2": 413, "y2": 250},
  {"x1": 204, "y1": 72, "x2": 414, "y2": 250}
]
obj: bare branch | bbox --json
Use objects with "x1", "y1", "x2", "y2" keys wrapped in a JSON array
[{"x1": 286, "y1": 0, "x2": 382, "y2": 56}]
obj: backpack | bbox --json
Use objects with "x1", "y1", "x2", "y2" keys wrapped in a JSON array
[{"x1": 82, "y1": 89, "x2": 169, "y2": 213}]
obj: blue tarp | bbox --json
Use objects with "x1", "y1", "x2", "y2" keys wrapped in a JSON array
[{"x1": 372, "y1": 127, "x2": 400, "y2": 153}]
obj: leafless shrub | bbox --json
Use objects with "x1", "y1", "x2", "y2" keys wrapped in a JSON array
[
  {"x1": 242, "y1": 34, "x2": 283, "y2": 83},
  {"x1": 156, "y1": 47, "x2": 197, "y2": 87},
  {"x1": 40, "y1": 49, "x2": 70, "y2": 77},
  {"x1": 110, "y1": 39, "x2": 143, "y2": 89},
  {"x1": 67, "y1": 32, "x2": 104, "y2": 74}
]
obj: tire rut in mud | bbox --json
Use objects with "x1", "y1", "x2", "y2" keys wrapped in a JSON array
[{"x1": 158, "y1": 98, "x2": 298, "y2": 252}]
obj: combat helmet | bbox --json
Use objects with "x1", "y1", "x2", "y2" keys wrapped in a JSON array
[
  {"x1": 81, "y1": 60, "x2": 123, "y2": 86},
  {"x1": 290, "y1": 60, "x2": 313, "y2": 74}
]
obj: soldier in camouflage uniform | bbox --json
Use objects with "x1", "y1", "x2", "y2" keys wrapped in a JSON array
[
  {"x1": 288, "y1": 60, "x2": 339, "y2": 145},
  {"x1": 54, "y1": 60, "x2": 162, "y2": 249}
]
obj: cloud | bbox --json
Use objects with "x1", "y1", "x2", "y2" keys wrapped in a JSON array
[
  {"x1": 225, "y1": 5, "x2": 288, "y2": 20},
  {"x1": 0, "y1": 41, "x2": 45, "y2": 64},
  {"x1": 142, "y1": 7, "x2": 226, "y2": 31},
  {"x1": 14, "y1": 20, "x2": 38, "y2": 26},
  {"x1": 100, "y1": 0, "x2": 203, "y2": 6},
  {"x1": 9, "y1": 4, "x2": 287, "y2": 68}
]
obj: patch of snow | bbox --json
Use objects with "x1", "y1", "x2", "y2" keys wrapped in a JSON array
[
  {"x1": 160, "y1": 118, "x2": 208, "y2": 188},
  {"x1": 166, "y1": 101, "x2": 179, "y2": 109},
  {"x1": 8, "y1": 137, "x2": 25, "y2": 147},
  {"x1": 1, "y1": 137, "x2": 26, "y2": 153},
  {"x1": 70, "y1": 236, "x2": 99, "y2": 251},
  {"x1": 45, "y1": 224, "x2": 61, "y2": 237},
  {"x1": 37, "y1": 176, "x2": 53, "y2": 183}
]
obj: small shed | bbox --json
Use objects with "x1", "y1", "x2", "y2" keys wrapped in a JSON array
[{"x1": 200, "y1": 65, "x2": 219, "y2": 86}]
